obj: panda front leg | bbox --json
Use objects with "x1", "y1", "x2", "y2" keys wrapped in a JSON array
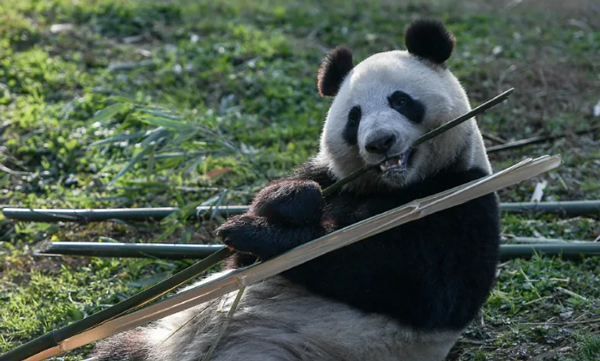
[{"x1": 216, "y1": 179, "x2": 328, "y2": 261}]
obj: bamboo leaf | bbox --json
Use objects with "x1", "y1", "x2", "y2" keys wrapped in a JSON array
[
  {"x1": 160, "y1": 199, "x2": 209, "y2": 225},
  {"x1": 146, "y1": 145, "x2": 155, "y2": 181},
  {"x1": 88, "y1": 131, "x2": 146, "y2": 147},
  {"x1": 109, "y1": 96, "x2": 140, "y2": 104},
  {"x1": 138, "y1": 116, "x2": 195, "y2": 132},
  {"x1": 93, "y1": 103, "x2": 128, "y2": 123},
  {"x1": 108, "y1": 147, "x2": 152, "y2": 186},
  {"x1": 141, "y1": 128, "x2": 169, "y2": 146},
  {"x1": 154, "y1": 222, "x2": 182, "y2": 243},
  {"x1": 138, "y1": 109, "x2": 183, "y2": 121}
]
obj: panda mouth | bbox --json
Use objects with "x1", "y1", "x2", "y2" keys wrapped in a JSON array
[{"x1": 379, "y1": 149, "x2": 412, "y2": 172}]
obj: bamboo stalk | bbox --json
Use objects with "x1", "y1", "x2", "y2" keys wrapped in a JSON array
[
  {"x1": 501, "y1": 237, "x2": 591, "y2": 244},
  {"x1": 0, "y1": 248, "x2": 233, "y2": 361},
  {"x1": 1, "y1": 155, "x2": 561, "y2": 361},
  {"x1": 36, "y1": 239, "x2": 599, "y2": 260},
  {"x1": 1, "y1": 206, "x2": 248, "y2": 222},
  {"x1": 412, "y1": 88, "x2": 514, "y2": 147},
  {"x1": 481, "y1": 132, "x2": 507, "y2": 144},
  {"x1": 499, "y1": 244, "x2": 600, "y2": 260},
  {"x1": 35, "y1": 242, "x2": 225, "y2": 259},
  {"x1": 486, "y1": 125, "x2": 600, "y2": 153},
  {"x1": 5, "y1": 200, "x2": 600, "y2": 223},
  {"x1": 500, "y1": 200, "x2": 600, "y2": 216}
]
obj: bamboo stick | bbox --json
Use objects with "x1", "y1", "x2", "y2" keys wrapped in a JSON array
[
  {"x1": 486, "y1": 125, "x2": 600, "y2": 153},
  {"x1": 36, "y1": 239, "x2": 599, "y2": 260},
  {"x1": 35, "y1": 242, "x2": 225, "y2": 259},
  {"x1": 500, "y1": 200, "x2": 600, "y2": 216},
  {"x1": 0, "y1": 155, "x2": 561, "y2": 361},
  {"x1": 1, "y1": 206, "x2": 247, "y2": 222},
  {"x1": 481, "y1": 132, "x2": 507, "y2": 144},
  {"x1": 499, "y1": 244, "x2": 600, "y2": 260},
  {"x1": 5, "y1": 200, "x2": 599, "y2": 223},
  {"x1": 413, "y1": 88, "x2": 514, "y2": 148}
]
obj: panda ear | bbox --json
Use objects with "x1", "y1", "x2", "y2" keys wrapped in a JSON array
[
  {"x1": 405, "y1": 19, "x2": 455, "y2": 64},
  {"x1": 317, "y1": 47, "x2": 354, "y2": 97}
]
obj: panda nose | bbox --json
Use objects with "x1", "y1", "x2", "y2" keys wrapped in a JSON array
[{"x1": 365, "y1": 134, "x2": 396, "y2": 154}]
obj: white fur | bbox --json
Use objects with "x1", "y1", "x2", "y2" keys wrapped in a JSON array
[
  {"x1": 317, "y1": 50, "x2": 491, "y2": 187},
  {"x1": 102, "y1": 272, "x2": 460, "y2": 361}
]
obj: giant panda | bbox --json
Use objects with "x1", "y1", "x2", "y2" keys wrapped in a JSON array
[{"x1": 92, "y1": 19, "x2": 500, "y2": 361}]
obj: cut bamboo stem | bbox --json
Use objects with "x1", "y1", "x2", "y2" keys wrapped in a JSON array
[
  {"x1": 487, "y1": 125, "x2": 600, "y2": 153},
  {"x1": 501, "y1": 237, "x2": 591, "y2": 244},
  {"x1": 482, "y1": 132, "x2": 507, "y2": 144},
  {"x1": 5, "y1": 200, "x2": 599, "y2": 223},
  {"x1": 499, "y1": 200, "x2": 600, "y2": 216},
  {"x1": 413, "y1": 88, "x2": 514, "y2": 147},
  {"x1": 1, "y1": 206, "x2": 248, "y2": 222},
  {"x1": 499, "y1": 244, "x2": 600, "y2": 260},
  {"x1": 35, "y1": 242, "x2": 225, "y2": 259}
]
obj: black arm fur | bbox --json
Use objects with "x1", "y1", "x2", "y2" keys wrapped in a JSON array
[{"x1": 217, "y1": 160, "x2": 500, "y2": 331}]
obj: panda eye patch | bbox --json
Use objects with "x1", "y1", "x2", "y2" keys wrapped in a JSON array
[
  {"x1": 343, "y1": 106, "x2": 362, "y2": 145},
  {"x1": 348, "y1": 106, "x2": 362, "y2": 124},
  {"x1": 388, "y1": 92, "x2": 411, "y2": 110},
  {"x1": 387, "y1": 91, "x2": 425, "y2": 124}
]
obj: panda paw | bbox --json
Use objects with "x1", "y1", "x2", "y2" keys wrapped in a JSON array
[
  {"x1": 248, "y1": 179, "x2": 325, "y2": 227},
  {"x1": 216, "y1": 215, "x2": 269, "y2": 257},
  {"x1": 216, "y1": 214, "x2": 326, "y2": 260}
]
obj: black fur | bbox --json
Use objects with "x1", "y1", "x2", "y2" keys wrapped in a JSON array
[
  {"x1": 317, "y1": 47, "x2": 354, "y2": 97},
  {"x1": 405, "y1": 19, "x2": 455, "y2": 64},
  {"x1": 388, "y1": 90, "x2": 425, "y2": 124},
  {"x1": 218, "y1": 179, "x2": 328, "y2": 265},
  {"x1": 218, "y1": 160, "x2": 500, "y2": 331},
  {"x1": 343, "y1": 106, "x2": 362, "y2": 145}
]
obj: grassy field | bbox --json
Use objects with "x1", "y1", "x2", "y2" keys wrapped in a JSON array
[{"x1": 1, "y1": 0, "x2": 599, "y2": 359}]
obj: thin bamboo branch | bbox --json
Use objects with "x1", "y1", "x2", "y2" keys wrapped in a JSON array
[
  {"x1": 501, "y1": 237, "x2": 591, "y2": 244},
  {"x1": 481, "y1": 132, "x2": 507, "y2": 144},
  {"x1": 1, "y1": 206, "x2": 248, "y2": 222},
  {"x1": 413, "y1": 88, "x2": 514, "y2": 147},
  {"x1": 486, "y1": 125, "x2": 600, "y2": 153},
  {"x1": 5, "y1": 200, "x2": 599, "y2": 223},
  {"x1": 499, "y1": 244, "x2": 600, "y2": 260},
  {"x1": 36, "y1": 239, "x2": 599, "y2": 260},
  {"x1": 499, "y1": 200, "x2": 600, "y2": 216},
  {"x1": 35, "y1": 242, "x2": 224, "y2": 259},
  {"x1": 2, "y1": 155, "x2": 560, "y2": 361}
]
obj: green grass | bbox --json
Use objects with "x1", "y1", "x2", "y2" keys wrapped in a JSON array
[{"x1": 0, "y1": 0, "x2": 599, "y2": 360}]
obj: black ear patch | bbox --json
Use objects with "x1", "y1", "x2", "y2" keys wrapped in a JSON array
[
  {"x1": 317, "y1": 47, "x2": 354, "y2": 97},
  {"x1": 405, "y1": 19, "x2": 455, "y2": 64}
]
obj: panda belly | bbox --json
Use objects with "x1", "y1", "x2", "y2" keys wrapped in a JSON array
[{"x1": 96, "y1": 272, "x2": 460, "y2": 361}]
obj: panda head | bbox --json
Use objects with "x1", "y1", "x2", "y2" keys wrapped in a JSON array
[{"x1": 315, "y1": 19, "x2": 491, "y2": 191}]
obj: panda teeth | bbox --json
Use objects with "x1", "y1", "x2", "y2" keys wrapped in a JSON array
[{"x1": 379, "y1": 157, "x2": 403, "y2": 172}]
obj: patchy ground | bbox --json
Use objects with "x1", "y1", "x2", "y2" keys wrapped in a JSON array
[{"x1": 0, "y1": 0, "x2": 599, "y2": 359}]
